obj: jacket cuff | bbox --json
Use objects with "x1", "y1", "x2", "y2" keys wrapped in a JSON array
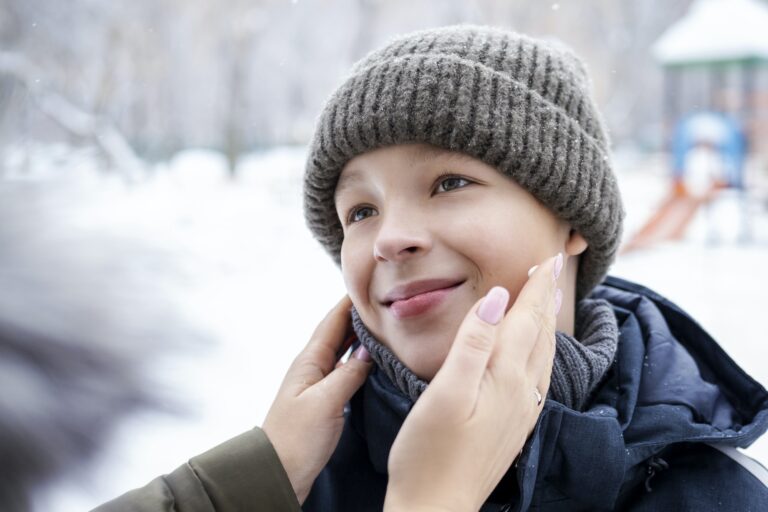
[{"x1": 181, "y1": 427, "x2": 301, "y2": 511}]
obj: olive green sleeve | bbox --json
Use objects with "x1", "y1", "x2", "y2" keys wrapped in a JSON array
[{"x1": 92, "y1": 427, "x2": 301, "y2": 512}]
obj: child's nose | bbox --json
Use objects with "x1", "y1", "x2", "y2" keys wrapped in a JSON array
[{"x1": 372, "y1": 211, "x2": 432, "y2": 263}]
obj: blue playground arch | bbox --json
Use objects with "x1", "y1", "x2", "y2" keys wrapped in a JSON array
[{"x1": 672, "y1": 111, "x2": 746, "y2": 188}]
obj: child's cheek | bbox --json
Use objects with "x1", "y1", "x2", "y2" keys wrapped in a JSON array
[{"x1": 340, "y1": 239, "x2": 373, "y2": 311}]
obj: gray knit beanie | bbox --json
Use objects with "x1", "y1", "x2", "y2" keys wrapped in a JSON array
[{"x1": 303, "y1": 24, "x2": 624, "y2": 299}]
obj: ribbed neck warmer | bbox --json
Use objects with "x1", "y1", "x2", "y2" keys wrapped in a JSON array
[{"x1": 350, "y1": 298, "x2": 619, "y2": 411}]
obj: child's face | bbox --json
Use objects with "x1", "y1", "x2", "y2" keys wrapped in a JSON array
[{"x1": 335, "y1": 143, "x2": 570, "y2": 380}]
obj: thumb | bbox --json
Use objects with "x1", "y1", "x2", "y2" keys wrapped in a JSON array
[
  {"x1": 318, "y1": 345, "x2": 373, "y2": 409},
  {"x1": 430, "y1": 287, "x2": 510, "y2": 408}
]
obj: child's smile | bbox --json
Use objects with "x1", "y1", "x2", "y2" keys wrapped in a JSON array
[
  {"x1": 383, "y1": 277, "x2": 465, "y2": 319},
  {"x1": 335, "y1": 143, "x2": 586, "y2": 380}
]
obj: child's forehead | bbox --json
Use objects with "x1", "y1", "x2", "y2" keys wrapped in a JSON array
[
  {"x1": 407, "y1": 144, "x2": 471, "y2": 164},
  {"x1": 334, "y1": 143, "x2": 510, "y2": 202},
  {"x1": 335, "y1": 144, "x2": 475, "y2": 194}
]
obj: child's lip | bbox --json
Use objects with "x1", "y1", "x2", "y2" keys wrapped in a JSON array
[
  {"x1": 386, "y1": 281, "x2": 464, "y2": 319},
  {"x1": 382, "y1": 278, "x2": 466, "y2": 305}
]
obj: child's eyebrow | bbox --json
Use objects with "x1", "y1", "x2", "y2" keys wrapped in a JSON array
[
  {"x1": 334, "y1": 168, "x2": 365, "y2": 201},
  {"x1": 410, "y1": 145, "x2": 455, "y2": 164},
  {"x1": 410, "y1": 145, "x2": 475, "y2": 167},
  {"x1": 334, "y1": 147, "x2": 472, "y2": 201}
]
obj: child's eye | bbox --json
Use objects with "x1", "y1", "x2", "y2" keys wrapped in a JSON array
[
  {"x1": 347, "y1": 205, "x2": 377, "y2": 224},
  {"x1": 435, "y1": 174, "x2": 472, "y2": 193}
]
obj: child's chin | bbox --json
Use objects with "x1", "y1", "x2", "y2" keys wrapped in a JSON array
[{"x1": 398, "y1": 342, "x2": 451, "y2": 382}]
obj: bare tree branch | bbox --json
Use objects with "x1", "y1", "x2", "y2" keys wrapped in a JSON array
[{"x1": 0, "y1": 51, "x2": 145, "y2": 178}]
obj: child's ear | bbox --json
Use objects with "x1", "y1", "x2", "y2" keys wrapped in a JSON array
[{"x1": 565, "y1": 228, "x2": 588, "y2": 256}]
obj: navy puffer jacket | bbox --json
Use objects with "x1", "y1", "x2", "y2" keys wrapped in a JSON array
[{"x1": 304, "y1": 276, "x2": 768, "y2": 511}]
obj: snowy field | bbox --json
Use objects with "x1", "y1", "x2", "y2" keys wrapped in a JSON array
[{"x1": 4, "y1": 146, "x2": 766, "y2": 511}]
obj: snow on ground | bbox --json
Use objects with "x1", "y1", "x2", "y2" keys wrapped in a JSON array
[{"x1": 4, "y1": 145, "x2": 766, "y2": 511}]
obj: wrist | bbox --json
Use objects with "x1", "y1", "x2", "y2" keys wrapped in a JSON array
[
  {"x1": 272, "y1": 448, "x2": 313, "y2": 504},
  {"x1": 260, "y1": 427, "x2": 312, "y2": 505}
]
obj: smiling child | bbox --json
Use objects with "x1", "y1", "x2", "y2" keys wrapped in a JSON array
[{"x1": 301, "y1": 24, "x2": 768, "y2": 511}]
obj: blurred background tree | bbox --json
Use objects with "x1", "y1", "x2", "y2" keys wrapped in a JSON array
[{"x1": 0, "y1": 0, "x2": 697, "y2": 177}]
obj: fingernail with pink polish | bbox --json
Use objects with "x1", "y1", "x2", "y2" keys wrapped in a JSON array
[
  {"x1": 554, "y1": 288, "x2": 563, "y2": 315},
  {"x1": 353, "y1": 345, "x2": 371, "y2": 362},
  {"x1": 553, "y1": 253, "x2": 563, "y2": 280},
  {"x1": 477, "y1": 286, "x2": 510, "y2": 325}
]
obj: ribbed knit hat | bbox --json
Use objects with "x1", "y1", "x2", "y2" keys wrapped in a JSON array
[{"x1": 303, "y1": 24, "x2": 624, "y2": 300}]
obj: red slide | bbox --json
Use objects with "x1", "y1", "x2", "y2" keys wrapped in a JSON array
[{"x1": 621, "y1": 182, "x2": 722, "y2": 254}]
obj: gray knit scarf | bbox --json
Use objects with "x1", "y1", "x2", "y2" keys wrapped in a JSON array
[{"x1": 350, "y1": 298, "x2": 619, "y2": 411}]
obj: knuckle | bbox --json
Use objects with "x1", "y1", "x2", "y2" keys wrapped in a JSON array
[
  {"x1": 340, "y1": 359, "x2": 367, "y2": 379},
  {"x1": 535, "y1": 320, "x2": 552, "y2": 342},
  {"x1": 541, "y1": 321, "x2": 557, "y2": 346},
  {"x1": 504, "y1": 364, "x2": 526, "y2": 386},
  {"x1": 525, "y1": 301, "x2": 552, "y2": 333},
  {"x1": 339, "y1": 360, "x2": 359, "y2": 376},
  {"x1": 288, "y1": 352, "x2": 310, "y2": 373},
  {"x1": 461, "y1": 327, "x2": 494, "y2": 355},
  {"x1": 301, "y1": 342, "x2": 322, "y2": 360}
]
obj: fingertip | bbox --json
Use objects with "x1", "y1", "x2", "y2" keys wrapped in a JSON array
[
  {"x1": 345, "y1": 350, "x2": 374, "y2": 384},
  {"x1": 526, "y1": 253, "x2": 561, "y2": 284},
  {"x1": 476, "y1": 286, "x2": 510, "y2": 325},
  {"x1": 352, "y1": 345, "x2": 372, "y2": 363},
  {"x1": 553, "y1": 252, "x2": 563, "y2": 280},
  {"x1": 323, "y1": 354, "x2": 373, "y2": 405},
  {"x1": 522, "y1": 253, "x2": 561, "y2": 301},
  {"x1": 513, "y1": 254, "x2": 561, "y2": 327}
]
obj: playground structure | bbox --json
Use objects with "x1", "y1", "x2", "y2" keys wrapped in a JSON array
[{"x1": 622, "y1": 0, "x2": 768, "y2": 253}]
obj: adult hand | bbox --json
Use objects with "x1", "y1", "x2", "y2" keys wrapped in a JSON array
[
  {"x1": 262, "y1": 295, "x2": 372, "y2": 504},
  {"x1": 384, "y1": 253, "x2": 562, "y2": 512}
]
